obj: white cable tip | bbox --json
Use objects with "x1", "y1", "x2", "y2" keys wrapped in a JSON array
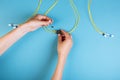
[
  {"x1": 102, "y1": 33, "x2": 114, "y2": 38},
  {"x1": 8, "y1": 24, "x2": 12, "y2": 26},
  {"x1": 8, "y1": 23, "x2": 18, "y2": 29}
]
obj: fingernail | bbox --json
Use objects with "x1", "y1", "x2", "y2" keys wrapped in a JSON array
[
  {"x1": 48, "y1": 20, "x2": 51, "y2": 23},
  {"x1": 48, "y1": 20, "x2": 51, "y2": 22},
  {"x1": 58, "y1": 34, "x2": 60, "y2": 36}
]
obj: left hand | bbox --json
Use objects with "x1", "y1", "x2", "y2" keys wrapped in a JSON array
[{"x1": 21, "y1": 14, "x2": 52, "y2": 32}]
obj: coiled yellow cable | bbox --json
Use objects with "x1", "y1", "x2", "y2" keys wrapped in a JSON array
[
  {"x1": 69, "y1": 0, "x2": 80, "y2": 34},
  {"x1": 33, "y1": 0, "x2": 80, "y2": 34}
]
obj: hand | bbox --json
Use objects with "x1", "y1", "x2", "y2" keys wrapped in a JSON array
[
  {"x1": 21, "y1": 14, "x2": 52, "y2": 32},
  {"x1": 57, "y1": 30, "x2": 73, "y2": 58}
]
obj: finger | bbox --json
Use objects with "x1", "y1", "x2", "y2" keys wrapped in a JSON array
[
  {"x1": 34, "y1": 14, "x2": 52, "y2": 24},
  {"x1": 62, "y1": 36, "x2": 66, "y2": 41},
  {"x1": 41, "y1": 19, "x2": 52, "y2": 24},
  {"x1": 61, "y1": 30, "x2": 71, "y2": 38},
  {"x1": 41, "y1": 16, "x2": 52, "y2": 22},
  {"x1": 39, "y1": 21, "x2": 51, "y2": 26},
  {"x1": 34, "y1": 14, "x2": 51, "y2": 22},
  {"x1": 58, "y1": 34, "x2": 62, "y2": 42},
  {"x1": 42, "y1": 16, "x2": 50, "y2": 19},
  {"x1": 40, "y1": 19, "x2": 52, "y2": 25},
  {"x1": 42, "y1": 20, "x2": 52, "y2": 25}
]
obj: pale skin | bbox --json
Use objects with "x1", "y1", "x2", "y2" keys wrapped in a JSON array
[
  {"x1": 0, "y1": 14, "x2": 52, "y2": 55},
  {"x1": 0, "y1": 14, "x2": 73, "y2": 80},
  {"x1": 52, "y1": 30, "x2": 73, "y2": 80}
]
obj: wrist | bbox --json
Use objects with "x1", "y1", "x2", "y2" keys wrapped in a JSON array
[
  {"x1": 58, "y1": 52, "x2": 68, "y2": 61},
  {"x1": 19, "y1": 24, "x2": 31, "y2": 33},
  {"x1": 58, "y1": 57, "x2": 66, "y2": 65}
]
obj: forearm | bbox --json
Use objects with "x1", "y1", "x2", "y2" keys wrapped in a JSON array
[
  {"x1": 0, "y1": 14, "x2": 52, "y2": 56},
  {"x1": 0, "y1": 25, "x2": 29, "y2": 56},
  {"x1": 52, "y1": 54, "x2": 67, "y2": 80}
]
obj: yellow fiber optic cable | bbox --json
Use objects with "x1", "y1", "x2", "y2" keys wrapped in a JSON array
[
  {"x1": 9, "y1": 0, "x2": 80, "y2": 34},
  {"x1": 32, "y1": 0, "x2": 80, "y2": 34},
  {"x1": 88, "y1": 0, "x2": 114, "y2": 38}
]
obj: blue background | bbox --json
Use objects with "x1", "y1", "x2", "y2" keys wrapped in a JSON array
[{"x1": 0, "y1": 0, "x2": 120, "y2": 80}]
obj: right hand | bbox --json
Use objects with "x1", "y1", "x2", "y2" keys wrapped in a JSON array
[{"x1": 57, "y1": 30, "x2": 73, "y2": 58}]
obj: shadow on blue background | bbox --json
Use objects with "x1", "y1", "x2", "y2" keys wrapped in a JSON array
[{"x1": 0, "y1": 0, "x2": 120, "y2": 80}]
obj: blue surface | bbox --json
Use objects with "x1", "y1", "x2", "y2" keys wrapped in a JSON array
[{"x1": 0, "y1": 0, "x2": 120, "y2": 80}]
